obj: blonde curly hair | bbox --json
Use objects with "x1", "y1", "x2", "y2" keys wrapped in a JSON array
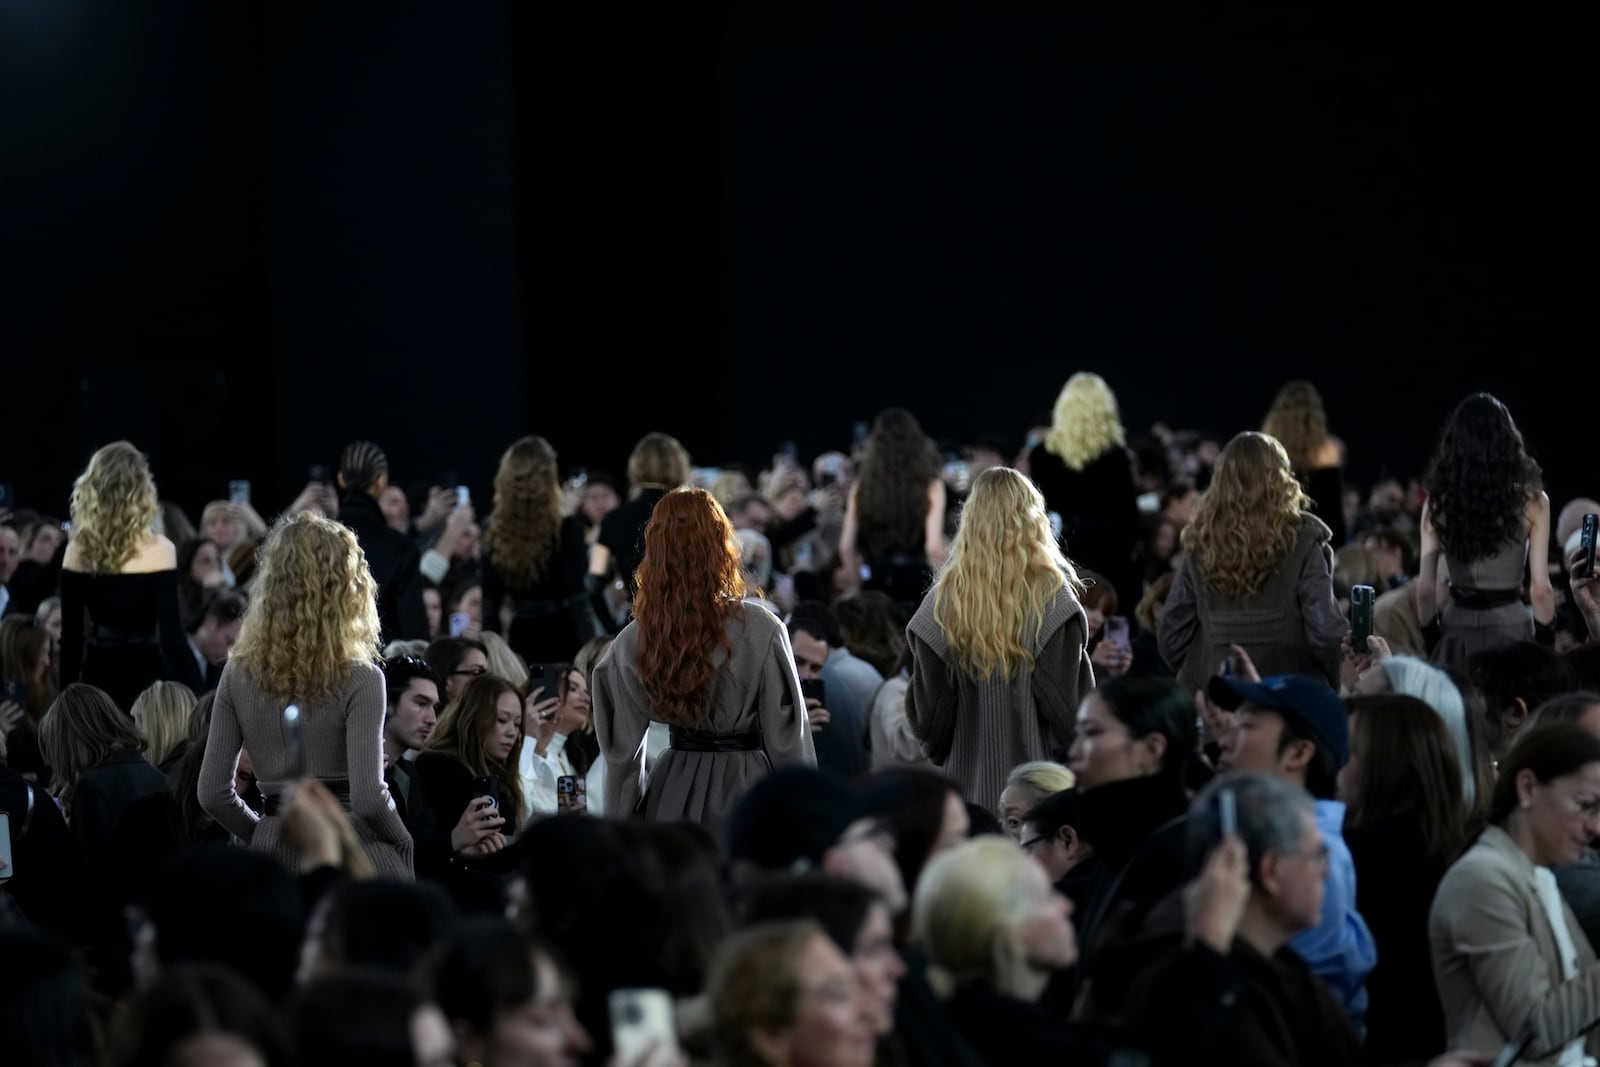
[
  {"x1": 933, "y1": 468, "x2": 1083, "y2": 679},
  {"x1": 229, "y1": 512, "x2": 382, "y2": 702},
  {"x1": 69, "y1": 441, "x2": 160, "y2": 573},
  {"x1": 1182, "y1": 432, "x2": 1309, "y2": 599},
  {"x1": 1042, "y1": 373, "x2": 1126, "y2": 471},
  {"x1": 484, "y1": 436, "x2": 565, "y2": 589},
  {"x1": 1261, "y1": 379, "x2": 1328, "y2": 474}
]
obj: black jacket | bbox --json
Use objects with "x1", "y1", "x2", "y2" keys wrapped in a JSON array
[
  {"x1": 0, "y1": 760, "x2": 79, "y2": 941},
  {"x1": 1346, "y1": 812, "x2": 1450, "y2": 1064},
  {"x1": 339, "y1": 491, "x2": 428, "y2": 643},
  {"x1": 1073, "y1": 775, "x2": 1192, "y2": 975},
  {"x1": 945, "y1": 982, "x2": 1147, "y2": 1067}
]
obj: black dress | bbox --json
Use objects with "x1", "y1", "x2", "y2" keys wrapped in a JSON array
[
  {"x1": 59, "y1": 569, "x2": 197, "y2": 712},
  {"x1": 597, "y1": 487, "x2": 670, "y2": 603},
  {"x1": 482, "y1": 516, "x2": 603, "y2": 665},
  {"x1": 1026, "y1": 446, "x2": 1141, "y2": 608}
]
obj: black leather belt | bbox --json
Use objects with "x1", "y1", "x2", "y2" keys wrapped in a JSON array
[
  {"x1": 668, "y1": 728, "x2": 763, "y2": 753},
  {"x1": 261, "y1": 777, "x2": 351, "y2": 816},
  {"x1": 1448, "y1": 587, "x2": 1523, "y2": 610}
]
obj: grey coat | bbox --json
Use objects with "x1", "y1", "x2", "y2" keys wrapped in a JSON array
[
  {"x1": 593, "y1": 602, "x2": 816, "y2": 835},
  {"x1": 904, "y1": 585, "x2": 1093, "y2": 810},
  {"x1": 1158, "y1": 512, "x2": 1346, "y2": 692}
]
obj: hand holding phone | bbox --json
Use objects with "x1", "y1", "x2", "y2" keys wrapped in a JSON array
[
  {"x1": 471, "y1": 775, "x2": 501, "y2": 812},
  {"x1": 1581, "y1": 514, "x2": 1599, "y2": 580},
  {"x1": 229, "y1": 480, "x2": 252, "y2": 506},
  {"x1": 1104, "y1": 615, "x2": 1131, "y2": 653},
  {"x1": 1349, "y1": 584, "x2": 1376, "y2": 653}
]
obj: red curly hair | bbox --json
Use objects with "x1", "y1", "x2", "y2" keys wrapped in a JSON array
[{"x1": 632, "y1": 488, "x2": 747, "y2": 726}]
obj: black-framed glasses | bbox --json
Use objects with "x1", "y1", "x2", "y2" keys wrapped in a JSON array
[
  {"x1": 451, "y1": 665, "x2": 489, "y2": 679},
  {"x1": 1019, "y1": 835, "x2": 1048, "y2": 852}
]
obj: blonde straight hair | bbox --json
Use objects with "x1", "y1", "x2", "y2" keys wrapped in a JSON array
[
  {"x1": 130, "y1": 680, "x2": 197, "y2": 768},
  {"x1": 932, "y1": 468, "x2": 1082, "y2": 679}
]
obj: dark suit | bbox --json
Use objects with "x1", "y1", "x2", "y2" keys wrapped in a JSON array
[
  {"x1": 339, "y1": 491, "x2": 428, "y2": 643},
  {"x1": 0, "y1": 759, "x2": 79, "y2": 940}
]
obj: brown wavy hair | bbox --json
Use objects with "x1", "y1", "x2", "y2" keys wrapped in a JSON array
[
  {"x1": 426, "y1": 673, "x2": 526, "y2": 823},
  {"x1": 1182, "y1": 432, "x2": 1310, "y2": 599},
  {"x1": 1261, "y1": 380, "x2": 1328, "y2": 474},
  {"x1": 228, "y1": 513, "x2": 382, "y2": 703},
  {"x1": 627, "y1": 432, "x2": 691, "y2": 490},
  {"x1": 484, "y1": 436, "x2": 565, "y2": 589},
  {"x1": 632, "y1": 488, "x2": 746, "y2": 726},
  {"x1": 855, "y1": 408, "x2": 940, "y2": 552}
]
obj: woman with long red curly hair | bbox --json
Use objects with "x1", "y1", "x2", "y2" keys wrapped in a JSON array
[{"x1": 592, "y1": 487, "x2": 814, "y2": 831}]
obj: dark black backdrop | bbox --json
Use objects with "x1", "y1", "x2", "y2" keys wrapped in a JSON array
[{"x1": 2, "y1": 3, "x2": 1589, "y2": 520}]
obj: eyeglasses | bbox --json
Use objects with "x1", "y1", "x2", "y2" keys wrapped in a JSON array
[
  {"x1": 1279, "y1": 842, "x2": 1331, "y2": 866},
  {"x1": 451, "y1": 665, "x2": 489, "y2": 679},
  {"x1": 1018, "y1": 836, "x2": 1048, "y2": 852}
]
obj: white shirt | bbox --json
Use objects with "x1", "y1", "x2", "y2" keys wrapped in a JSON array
[
  {"x1": 1533, "y1": 865, "x2": 1597, "y2": 1067},
  {"x1": 519, "y1": 733, "x2": 576, "y2": 823}
]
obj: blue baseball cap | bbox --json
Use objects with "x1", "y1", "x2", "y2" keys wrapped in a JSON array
[{"x1": 1208, "y1": 673, "x2": 1349, "y2": 770}]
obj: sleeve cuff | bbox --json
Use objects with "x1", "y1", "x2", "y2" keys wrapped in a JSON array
[{"x1": 419, "y1": 550, "x2": 450, "y2": 584}]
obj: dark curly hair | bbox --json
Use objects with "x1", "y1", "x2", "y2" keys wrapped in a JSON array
[
  {"x1": 1425, "y1": 393, "x2": 1541, "y2": 565},
  {"x1": 855, "y1": 408, "x2": 940, "y2": 553}
]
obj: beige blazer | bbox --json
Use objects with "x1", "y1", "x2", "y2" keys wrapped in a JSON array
[{"x1": 1430, "y1": 825, "x2": 1600, "y2": 1063}]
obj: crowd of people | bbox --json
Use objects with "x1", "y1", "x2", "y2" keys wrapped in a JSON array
[{"x1": 5, "y1": 376, "x2": 1600, "y2": 1066}]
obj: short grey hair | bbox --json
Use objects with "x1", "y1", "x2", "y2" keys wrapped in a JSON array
[{"x1": 1188, "y1": 772, "x2": 1313, "y2": 872}]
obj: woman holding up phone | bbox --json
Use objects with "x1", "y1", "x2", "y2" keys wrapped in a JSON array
[
  {"x1": 199, "y1": 512, "x2": 414, "y2": 878},
  {"x1": 414, "y1": 674, "x2": 525, "y2": 850}
]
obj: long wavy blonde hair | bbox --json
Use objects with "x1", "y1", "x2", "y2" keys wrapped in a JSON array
[
  {"x1": 1042, "y1": 373, "x2": 1126, "y2": 471},
  {"x1": 1261, "y1": 379, "x2": 1328, "y2": 473},
  {"x1": 932, "y1": 468, "x2": 1082, "y2": 679},
  {"x1": 69, "y1": 441, "x2": 160, "y2": 573},
  {"x1": 229, "y1": 512, "x2": 382, "y2": 702},
  {"x1": 484, "y1": 436, "x2": 565, "y2": 589},
  {"x1": 1182, "y1": 432, "x2": 1309, "y2": 599}
]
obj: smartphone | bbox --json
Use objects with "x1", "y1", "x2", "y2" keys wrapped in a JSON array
[
  {"x1": 282, "y1": 704, "x2": 304, "y2": 779},
  {"x1": 557, "y1": 775, "x2": 588, "y2": 814},
  {"x1": 1104, "y1": 615, "x2": 1131, "y2": 652},
  {"x1": 449, "y1": 612, "x2": 472, "y2": 638},
  {"x1": 0, "y1": 811, "x2": 12, "y2": 884},
  {"x1": 308, "y1": 463, "x2": 330, "y2": 485},
  {"x1": 533, "y1": 663, "x2": 566, "y2": 700},
  {"x1": 1350, "y1": 584, "x2": 1376, "y2": 652},
  {"x1": 1491, "y1": 1021, "x2": 1537, "y2": 1067},
  {"x1": 2, "y1": 679, "x2": 25, "y2": 707},
  {"x1": 1218, "y1": 788, "x2": 1237, "y2": 838},
  {"x1": 455, "y1": 485, "x2": 470, "y2": 509},
  {"x1": 472, "y1": 775, "x2": 501, "y2": 811},
  {"x1": 228, "y1": 480, "x2": 251, "y2": 505},
  {"x1": 1218, "y1": 653, "x2": 1238, "y2": 679},
  {"x1": 852, "y1": 421, "x2": 870, "y2": 449},
  {"x1": 1582, "y1": 514, "x2": 1599, "y2": 579},
  {"x1": 609, "y1": 988, "x2": 678, "y2": 1067},
  {"x1": 800, "y1": 677, "x2": 826, "y2": 706}
]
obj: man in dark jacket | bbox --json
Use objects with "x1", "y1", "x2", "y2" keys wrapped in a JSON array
[
  {"x1": 1093, "y1": 772, "x2": 1365, "y2": 1067},
  {"x1": 336, "y1": 441, "x2": 428, "y2": 643}
]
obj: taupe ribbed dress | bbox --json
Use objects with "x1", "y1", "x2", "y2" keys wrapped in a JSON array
[{"x1": 198, "y1": 659, "x2": 414, "y2": 879}]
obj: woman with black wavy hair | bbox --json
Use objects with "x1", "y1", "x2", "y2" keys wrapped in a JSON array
[{"x1": 1419, "y1": 393, "x2": 1553, "y2": 670}]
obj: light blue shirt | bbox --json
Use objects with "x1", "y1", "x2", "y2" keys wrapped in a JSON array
[{"x1": 1289, "y1": 798, "x2": 1377, "y2": 1030}]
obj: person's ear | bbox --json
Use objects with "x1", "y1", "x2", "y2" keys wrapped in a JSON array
[
  {"x1": 1516, "y1": 767, "x2": 1539, "y2": 811},
  {"x1": 336, "y1": 472, "x2": 348, "y2": 491},
  {"x1": 1139, "y1": 732, "x2": 1168, "y2": 774},
  {"x1": 371, "y1": 472, "x2": 389, "y2": 496},
  {"x1": 1507, "y1": 697, "x2": 1530, "y2": 733},
  {"x1": 1257, "y1": 850, "x2": 1286, "y2": 898},
  {"x1": 1277, "y1": 738, "x2": 1314, "y2": 776}
]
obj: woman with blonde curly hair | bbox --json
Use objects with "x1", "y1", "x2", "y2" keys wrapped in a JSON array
[
  {"x1": 1262, "y1": 379, "x2": 1347, "y2": 544},
  {"x1": 1024, "y1": 373, "x2": 1142, "y2": 608},
  {"x1": 1158, "y1": 432, "x2": 1346, "y2": 690},
  {"x1": 593, "y1": 487, "x2": 813, "y2": 833},
  {"x1": 199, "y1": 512, "x2": 413, "y2": 878},
  {"x1": 905, "y1": 467, "x2": 1094, "y2": 808},
  {"x1": 60, "y1": 441, "x2": 197, "y2": 711},
  {"x1": 480, "y1": 435, "x2": 602, "y2": 664}
]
